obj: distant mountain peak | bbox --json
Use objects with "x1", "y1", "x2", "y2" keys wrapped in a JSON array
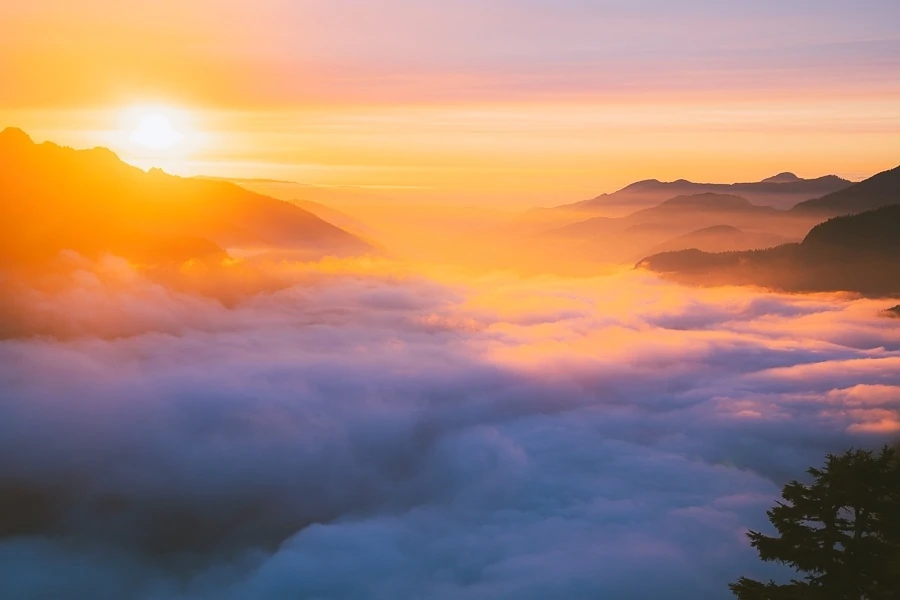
[
  {"x1": 619, "y1": 179, "x2": 664, "y2": 192},
  {"x1": 692, "y1": 224, "x2": 743, "y2": 234},
  {"x1": 0, "y1": 126, "x2": 373, "y2": 267},
  {"x1": 84, "y1": 145, "x2": 123, "y2": 162},
  {"x1": 762, "y1": 172, "x2": 801, "y2": 183},
  {"x1": 660, "y1": 193, "x2": 752, "y2": 208},
  {"x1": 0, "y1": 127, "x2": 34, "y2": 147}
]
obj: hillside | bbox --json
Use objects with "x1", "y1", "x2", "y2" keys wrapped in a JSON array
[
  {"x1": 540, "y1": 193, "x2": 811, "y2": 263},
  {"x1": 0, "y1": 128, "x2": 371, "y2": 269},
  {"x1": 792, "y1": 164, "x2": 900, "y2": 216},
  {"x1": 636, "y1": 204, "x2": 900, "y2": 297},
  {"x1": 550, "y1": 172, "x2": 851, "y2": 216},
  {"x1": 646, "y1": 225, "x2": 787, "y2": 256},
  {"x1": 551, "y1": 194, "x2": 782, "y2": 237}
]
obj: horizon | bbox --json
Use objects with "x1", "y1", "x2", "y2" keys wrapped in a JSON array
[
  {"x1": 0, "y1": 124, "x2": 876, "y2": 212},
  {"x1": 2, "y1": 3, "x2": 900, "y2": 600},
  {"x1": 3, "y1": 1, "x2": 899, "y2": 207}
]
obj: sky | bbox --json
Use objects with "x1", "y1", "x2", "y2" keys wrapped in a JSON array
[
  {"x1": 3, "y1": 4, "x2": 900, "y2": 595},
  {"x1": 2, "y1": 0, "x2": 899, "y2": 205}
]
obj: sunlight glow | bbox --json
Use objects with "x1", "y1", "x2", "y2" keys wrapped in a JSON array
[{"x1": 128, "y1": 112, "x2": 184, "y2": 150}]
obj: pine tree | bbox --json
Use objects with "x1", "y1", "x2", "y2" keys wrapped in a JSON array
[{"x1": 730, "y1": 447, "x2": 900, "y2": 599}]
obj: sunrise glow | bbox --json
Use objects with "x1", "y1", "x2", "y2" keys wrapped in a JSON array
[
  {"x1": 128, "y1": 112, "x2": 183, "y2": 150},
  {"x1": 2, "y1": 2, "x2": 899, "y2": 599}
]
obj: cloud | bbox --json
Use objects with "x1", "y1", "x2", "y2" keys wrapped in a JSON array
[{"x1": 0, "y1": 259, "x2": 898, "y2": 599}]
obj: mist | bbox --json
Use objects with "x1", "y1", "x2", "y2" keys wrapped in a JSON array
[{"x1": 2, "y1": 256, "x2": 898, "y2": 599}]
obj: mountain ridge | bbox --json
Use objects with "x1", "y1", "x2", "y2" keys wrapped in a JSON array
[
  {"x1": 646, "y1": 225, "x2": 787, "y2": 256},
  {"x1": 0, "y1": 127, "x2": 372, "y2": 269},
  {"x1": 636, "y1": 204, "x2": 900, "y2": 297},
  {"x1": 531, "y1": 190, "x2": 816, "y2": 264},
  {"x1": 564, "y1": 172, "x2": 853, "y2": 213},
  {"x1": 791, "y1": 164, "x2": 900, "y2": 215}
]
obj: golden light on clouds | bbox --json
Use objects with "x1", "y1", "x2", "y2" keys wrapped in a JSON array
[{"x1": 3, "y1": 2, "x2": 900, "y2": 598}]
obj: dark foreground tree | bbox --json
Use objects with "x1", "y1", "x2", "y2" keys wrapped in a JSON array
[{"x1": 730, "y1": 446, "x2": 900, "y2": 599}]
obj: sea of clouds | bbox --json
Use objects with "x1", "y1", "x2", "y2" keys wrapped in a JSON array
[{"x1": 1, "y1": 257, "x2": 899, "y2": 599}]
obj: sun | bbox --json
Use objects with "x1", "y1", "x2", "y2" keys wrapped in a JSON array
[
  {"x1": 116, "y1": 105, "x2": 202, "y2": 171},
  {"x1": 128, "y1": 112, "x2": 185, "y2": 150}
]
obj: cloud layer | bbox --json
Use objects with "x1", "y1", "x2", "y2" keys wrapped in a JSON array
[{"x1": 1, "y1": 259, "x2": 898, "y2": 599}]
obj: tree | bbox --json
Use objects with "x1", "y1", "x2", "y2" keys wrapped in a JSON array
[{"x1": 730, "y1": 446, "x2": 900, "y2": 599}]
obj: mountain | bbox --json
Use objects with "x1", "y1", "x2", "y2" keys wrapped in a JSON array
[
  {"x1": 539, "y1": 193, "x2": 813, "y2": 263},
  {"x1": 646, "y1": 225, "x2": 787, "y2": 256},
  {"x1": 512, "y1": 172, "x2": 853, "y2": 236},
  {"x1": 791, "y1": 164, "x2": 900, "y2": 216},
  {"x1": 195, "y1": 178, "x2": 378, "y2": 241},
  {"x1": 551, "y1": 193, "x2": 780, "y2": 237},
  {"x1": 0, "y1": 128, "x2": 371, "y2": 269},
  {"x1": 884, "y1": 306, "x2": 900, "y2": 318},
  {"x1": 552, "y1": 173, "x2": 853, "y2": 215},
  {"x1": 636, "y1": 204, "x2": 900, "y2": 297},
  {"x1": 761, "y1": 172, "x2": 803, "y2": 184},
  {"x1": 630, "y1": 192, "x2": 773, "y2": 214}
]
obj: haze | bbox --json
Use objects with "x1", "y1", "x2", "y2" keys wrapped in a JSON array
[
  {"x1": 1, "y1": 2, "x2": 899, "y2": 599},
  {"x1": 2, "y1": 0, "x2": 900, "y2": 206}
]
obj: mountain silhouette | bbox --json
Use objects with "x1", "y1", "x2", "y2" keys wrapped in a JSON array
[
  {"x1": 540, "y1": 193, "x2": 812, "y2": 263},
  {"x1": 512, "y1": 172, "x2": 853, "y2": 237},
  {"x1": 761, "y1": 172, "x2": 803, "y2": 184},
  {"x1": 551, "y1": 194, "x2": 780, "y2": 237},
  {"x1": 632, "y1": 193, "x2": 769, "y2": 213},
  {"x1": 554, "y1": 173, "x2": 853, "y2": 214},
  {"x1": 0, "y1": 128, "x2": 371, "y2": 269},
  {"x1": 646, "y1": 225, "x2": 787, "y2": 256},
  {"x1": 636, "y1": 204, "x2": 900, "y2": 296},
  {"x1": 791, "y1": 164, "x2": 900, "y2": 215}
]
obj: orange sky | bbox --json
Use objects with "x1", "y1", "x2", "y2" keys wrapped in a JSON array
[{"x1": 2, "y1": 0, "x2": 899, "y2": 207}]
